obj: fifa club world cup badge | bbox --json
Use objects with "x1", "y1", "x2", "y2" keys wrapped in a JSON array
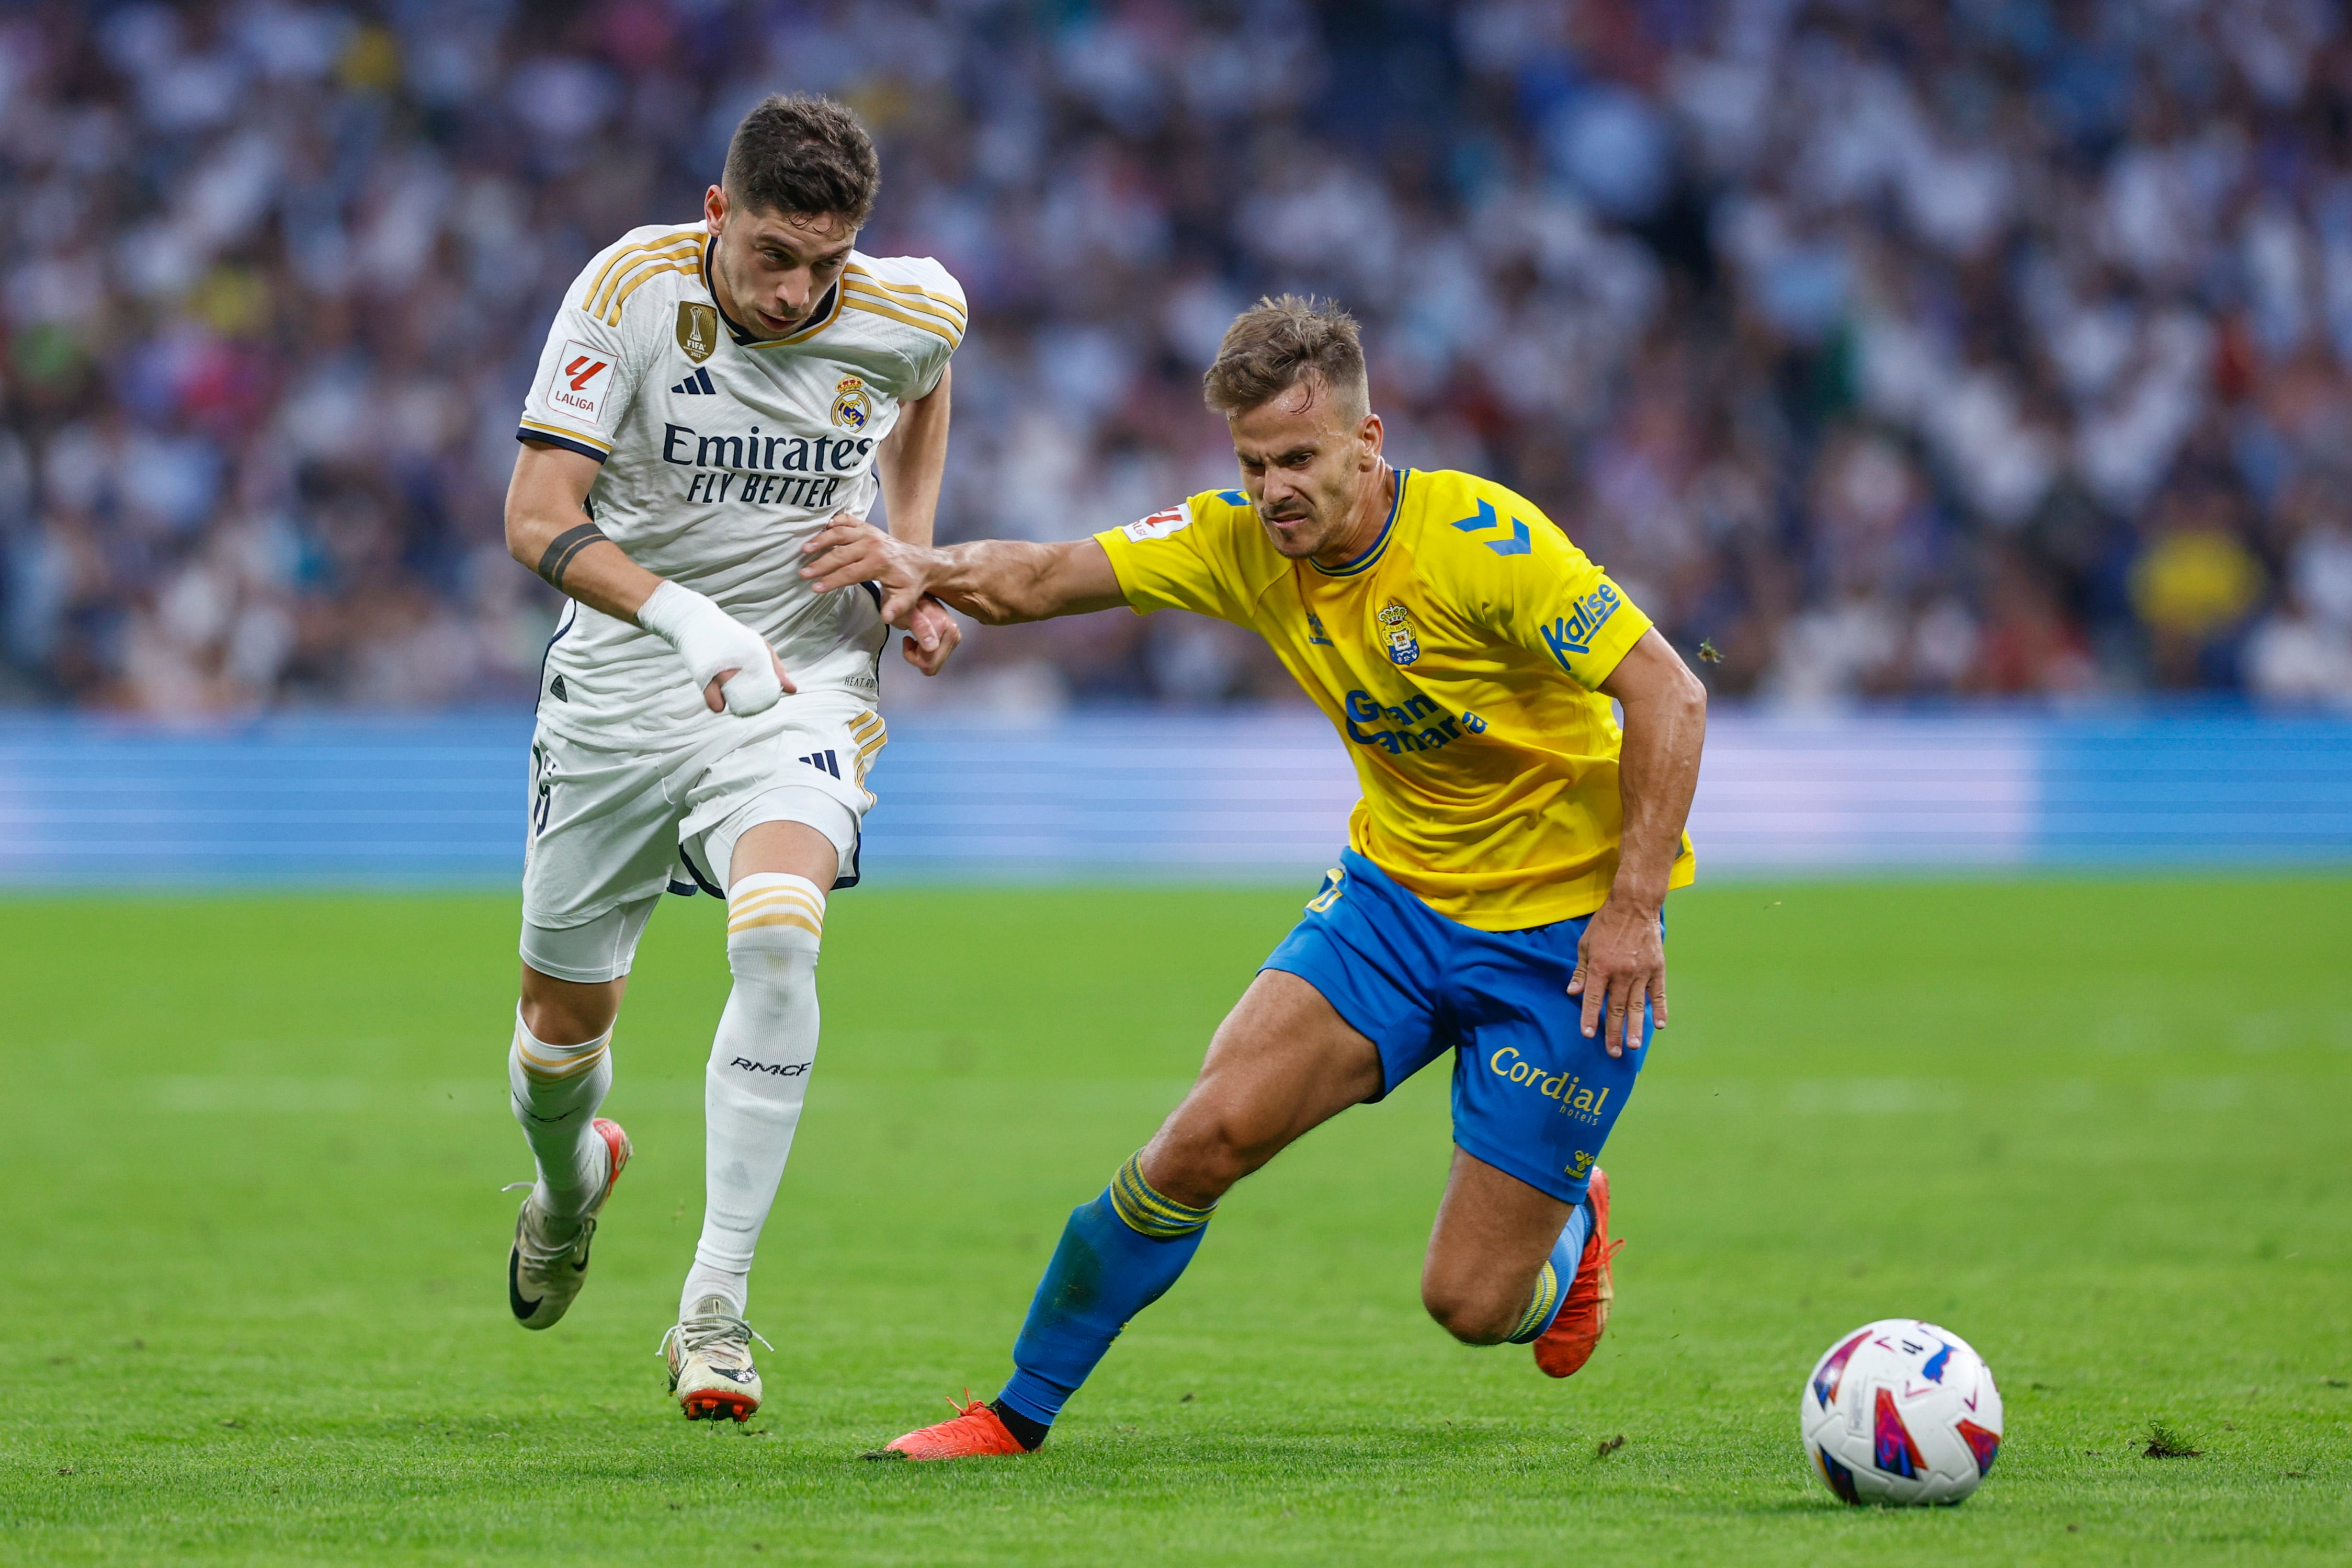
[
  {"x1": 1378, "y1": 601, "x2": 1421, "y2": 666},
  {"x1": 675, "y1": 301, "x2": 718, "y2": 363},
  {"x1": 831, "y1": 376, "x2": 872, "y2": 432}
]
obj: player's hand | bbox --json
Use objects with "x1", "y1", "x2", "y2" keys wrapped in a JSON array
[
  {"x1": 1567, "y1": 895, "x2": 1666, "y2": 1059},
  {"x1": 637, "y1": 580, "x2": 796, "y2": 717},
  {"x1": 897, "y1": 594, "x2": 961, "y2": 677},
  {"x1": 702, "y1": 646, "x2": 795, "y2": 714},
  {"x1": 800, "y1": 515, "x2": 936, "y2": 624}
]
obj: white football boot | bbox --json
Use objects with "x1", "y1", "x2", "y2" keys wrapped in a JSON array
[
  {"x1": 506, "y1": 1117, "x2": 631, "y2": 1331},
  {"x1": 661, "y1": 1295, "x2": 774, "y2": 1422}
]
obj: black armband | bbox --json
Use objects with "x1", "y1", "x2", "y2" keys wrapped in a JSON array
[{"x1": 537, "y1": 522, "x2": 610, "y2": 590}]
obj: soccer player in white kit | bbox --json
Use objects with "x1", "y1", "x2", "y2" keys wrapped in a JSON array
[{"x1": 497, "y1": 95, "x2": 964, "y2": 1422}]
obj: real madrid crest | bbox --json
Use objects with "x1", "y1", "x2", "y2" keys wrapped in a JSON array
[
  {"x1": 1378, "y1": 600, "x2": 1421, "y2": 666},
  {"x1": 830, "y1": 376, "x2": 872, "y2": 432},
  {"x1": 675, "y1": 301, "x2": 718, "y2": 364}
]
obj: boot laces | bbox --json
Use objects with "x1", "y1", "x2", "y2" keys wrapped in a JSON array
[{"x1": 658, "y1": 1309, "x2": 775, "y2": 1365}]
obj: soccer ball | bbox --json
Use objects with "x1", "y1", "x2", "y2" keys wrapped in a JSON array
[{"x1": 1800, "y1": 1319, "x2": 2003, "y2": 1506}]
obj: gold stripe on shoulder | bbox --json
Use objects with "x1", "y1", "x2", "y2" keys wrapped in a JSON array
[
  {"x1": 604, "y1": 259, "x2": 701, "y2": 324},
  {"x1": 843, "y1": 297, "x2": 962, "y2": 349},
  {"x1": 590, "y1": 241, "x2": 703, "y2": 319},
  {"x1": 842, "y1": 279, "x2": 965, "y2": 333},
  {"x1": 581, "y1": 229, "x2": 705, "y2": 313},
  {"x1": 845, "y1": 264, "x2": 967, "y2": 322}
]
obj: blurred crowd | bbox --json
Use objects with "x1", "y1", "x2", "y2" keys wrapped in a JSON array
[{"x1": 5, "y1": 0, "x2": 2352, "y2": 714}]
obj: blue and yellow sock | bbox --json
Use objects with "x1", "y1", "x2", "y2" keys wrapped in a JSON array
[
  {"x1": 993, "y1": 1153, "x2": 1215, "y2": 1442},
  {"x1": 1505, "y1": 1199, "x2": 1593, "y2": 1345}
]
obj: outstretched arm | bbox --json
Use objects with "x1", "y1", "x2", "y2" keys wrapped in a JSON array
[
  {"x1": 1570, "y1": 629, "x2": 1708, "y2": 1058},
  {"x1": 506, "y1": 440, "x2": 791, "y2": 714},
  {"x1": 799, "y1": 520, "x2": 1128, "y2": 626}
]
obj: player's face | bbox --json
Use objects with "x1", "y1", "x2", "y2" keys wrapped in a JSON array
[
  {"x1": 704, "y1": 185, "x2": 857, "y2": 339},
  {"x1": 1228, "y1": 378, "x2": 1384, "y2": 562}
]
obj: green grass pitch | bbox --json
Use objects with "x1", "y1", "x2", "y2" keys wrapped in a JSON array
[{"x1": 2, "y1": 876, "x2": 2347, "y2": 1565}]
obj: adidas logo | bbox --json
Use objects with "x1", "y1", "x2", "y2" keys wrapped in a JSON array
[
  {"x1": 799, "y1": 749, "x2": 840, "y2": 779},
  {"x1": 671, "y1": 367, "x2": 717, "y2": 395}
]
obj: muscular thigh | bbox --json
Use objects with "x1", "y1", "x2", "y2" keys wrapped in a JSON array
[{"x1": 1138, "y1": 969, "x2": 1385, "y2": 1209}]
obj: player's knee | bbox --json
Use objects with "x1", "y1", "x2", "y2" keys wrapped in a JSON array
[
  {"x1": 1147, "y1": 1112, "x2": 1264, "y2": 1205},
  {"x1": 1420, "y1": 1274, "x2": 1518, "y2": 1346},
  {"x1": 517, "y1": 969, "x2": 621, "y2": 1046}
]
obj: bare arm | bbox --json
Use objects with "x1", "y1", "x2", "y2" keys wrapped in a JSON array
[
  {"x1": 504, "y1": 441, "x2": 660, "y2": 620},
  {"x1": 1570, "y1": 629, "x2": 1709, "y2": 1057},
  {"x1": 876, "y1": 365, "x2": 949, "y2": 547},
  {"x1": 504, "y1": 440, "x2": 790, "y2": 713},
  {"x1": 864, "y1": 367, "x2": 963, "y2": 675},
  {"x1": 799, "y1": 522, "x2": 1128, "y2": 626}
]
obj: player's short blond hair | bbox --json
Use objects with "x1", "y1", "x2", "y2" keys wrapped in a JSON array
[{"x1": 1202, "y1": 294, "x2": 1369, "y2": 422}]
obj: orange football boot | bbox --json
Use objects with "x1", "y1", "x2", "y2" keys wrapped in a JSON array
[
  {"x1": 1534, "y1": 1165, "x2": 1623, "y2": 1378},
  {"x1": 870, "y1": 1394, "x2": 1032, "y2": 1460}
]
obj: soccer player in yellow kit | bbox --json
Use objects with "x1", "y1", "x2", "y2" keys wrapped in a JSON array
[{"x1": 800, "y1": 296, "x2": 1707, "y2": 1458}]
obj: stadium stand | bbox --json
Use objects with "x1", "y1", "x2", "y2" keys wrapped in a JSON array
[{"x1": 1, "y1": 1, "x2": 2348, "y2": 713}]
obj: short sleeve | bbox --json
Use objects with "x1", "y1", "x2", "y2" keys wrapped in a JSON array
[
  {"x1": 897, "y1": 259, "x2": 964, "y2": 398},
  {"x1": 1479, "y1": 501, "x2": 1654, "y2": 690},
  {"x1": 517, "y1": 247, "x2": 658, "y2": 461},
  {"x1": 846, "y1": 256, "x2": 965, "y2": 400},
  {"x1": 1093, "y1": 496, "x2": 1255, "y2": 623}
]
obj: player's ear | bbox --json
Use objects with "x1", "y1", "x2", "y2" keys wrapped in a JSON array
[
  {"x1": 705, "y1": 184, "x2": 729, "y2": 232},
  {"x1": 1359, "y1": 411, "x2": 1383, "y2": 468}
]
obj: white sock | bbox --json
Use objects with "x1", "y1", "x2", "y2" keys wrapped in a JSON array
[
  {"x1": 685, "y1": 873, "x2": 824, "y2": 1321},
  {"x1": 508, "y1": 1007, "x2": 612, "y2": 1221}
]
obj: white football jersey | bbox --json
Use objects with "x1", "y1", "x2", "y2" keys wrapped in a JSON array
[{"x1": 517, "y1": 222, "x2": 964, "y2": 746}]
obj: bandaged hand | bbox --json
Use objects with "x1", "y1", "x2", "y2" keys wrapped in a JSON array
[{"x1": 636, "y1": 581, "x2": 794, "y2": 715}]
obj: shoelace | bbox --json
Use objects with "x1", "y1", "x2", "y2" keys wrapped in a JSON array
[
  {"x1": 658, "y1": 1310, "x2": 776, "y2": 1364},
  {"x1": 501, "y1": 1181, "x2": 594, "y2": 1269}
]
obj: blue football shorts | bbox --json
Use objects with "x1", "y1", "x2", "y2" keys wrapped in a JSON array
[{"x1": 1262, "y1": 848, "x2": 1654, "y2": 1207}]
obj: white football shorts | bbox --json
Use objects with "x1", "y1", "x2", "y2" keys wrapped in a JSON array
[{"x1": 517, "y1": 688, "x2": 884, "y2": 983}]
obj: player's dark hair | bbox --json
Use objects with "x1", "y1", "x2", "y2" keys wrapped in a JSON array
[
  {"x1": 722, "y1": 94, "x2": 880, "y2": 227},
  {"x1": 1202, "y1": 294, "x2": 1369, "y2": 420}
]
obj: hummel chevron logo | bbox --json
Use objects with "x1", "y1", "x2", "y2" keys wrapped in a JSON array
[
  {"x1": 671, "y1": 367, "x2": 717, "y2": 395},
  {"x1": 1447, "y1": 498, "x2": 1532, "y2": 555}
]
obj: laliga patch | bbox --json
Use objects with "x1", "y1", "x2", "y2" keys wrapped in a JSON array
[
  {"x1": 541, "y1": 340, "x2": 616, "y2": 428},
  {"x1": 1122, "y1": 506, "x2": 1191, "y2": 542}
]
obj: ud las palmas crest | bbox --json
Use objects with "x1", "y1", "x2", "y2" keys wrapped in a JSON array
[
  {"x1": 1378, "y1": 600, "x2": 1421, "y2": 666},
  {"x1": 676, "y1": 301, "x2": 718, "y2": 364},
  {"x1": 831, "y1": 376, "x2": 872, "y2": 432}
]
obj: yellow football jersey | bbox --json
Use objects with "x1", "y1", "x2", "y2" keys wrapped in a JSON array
[{"x1": 1095, "y1": 468, "x2": 1696, "y2": 930}]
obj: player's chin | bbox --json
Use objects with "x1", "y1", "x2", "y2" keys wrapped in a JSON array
[{"x1": 1262, "y1": 522, "x2": 1318, "y2": 558}]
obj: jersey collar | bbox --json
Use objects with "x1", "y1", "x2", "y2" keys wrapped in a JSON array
[
  {"x1": 703, "y1": 236, "x2": 843, "y2": 347},
  {"x1": 1309, "y1": 467, "x2": 1408, "y2": 577}
]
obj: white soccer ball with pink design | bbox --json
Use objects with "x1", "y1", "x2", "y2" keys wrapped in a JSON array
[{"x1": 1800, "y1": 1318, "x2": 2003, "y2": 1506}]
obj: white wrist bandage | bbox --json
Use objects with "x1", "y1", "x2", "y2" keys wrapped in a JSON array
[{"x1": 637, "y1": 581, "x2": 783, "y2": 717}]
